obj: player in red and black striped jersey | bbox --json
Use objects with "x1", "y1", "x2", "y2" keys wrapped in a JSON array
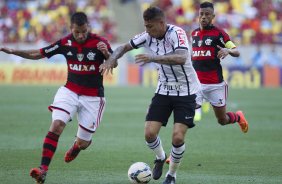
[
  {"x1": 191, "y1": 2, "x2": 248, "y2": 133},
  {"x1": 1, "y1": 12, "x2": 112, "y2": 183}
]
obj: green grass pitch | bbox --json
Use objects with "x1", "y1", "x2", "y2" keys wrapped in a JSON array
[{"x1": 0, "y1": 85, "x2": 281, "y2": 184}]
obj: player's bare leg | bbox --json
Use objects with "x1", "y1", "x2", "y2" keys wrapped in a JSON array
[
  {"x1": 163, "y1": 123, "x2": 187, "y2": 184},
  {"x1": 145, "y1": 121, "x2": 166, "y2": 180},
  {"x1": 64, "y1": 137, "x2": 92, "y2": 163},
  {"x1": 30, "y1": 120, "x2": 65, "y2": 183},
  {"x1": 213, "y1": 106, "x2": 248, "y2": 133}
]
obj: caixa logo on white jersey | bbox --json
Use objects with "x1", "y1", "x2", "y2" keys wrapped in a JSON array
[{"x1": 45, "y1": 45, "x2": 59, "y2": 53}]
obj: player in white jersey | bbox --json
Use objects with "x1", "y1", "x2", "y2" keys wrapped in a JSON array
[{"x1": 100, "y1": 6, "x2": 200, "y2": 184}]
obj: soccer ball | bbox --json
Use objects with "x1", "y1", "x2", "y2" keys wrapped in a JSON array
[{"x1": 128, "y1": 162, "x2": 152, "y2": 184}]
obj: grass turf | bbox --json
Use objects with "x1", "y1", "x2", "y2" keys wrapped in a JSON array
[{"x1": 0, "y1": 85, "x2": 281, "y2": 184}]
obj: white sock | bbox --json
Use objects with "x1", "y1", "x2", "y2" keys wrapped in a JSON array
[
  {"x1": 167, "y1": 143, "x2": 185, "y2": 177},
  {"x1": 146, "y1": 136, "x2": 166, "y2": 160}
]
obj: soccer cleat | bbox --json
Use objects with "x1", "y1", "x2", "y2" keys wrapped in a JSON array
[
  {"x1": 236, "y1": 111, "x2": 249, "y2": 133},
  {"x1": 163, "y1": 174, "x2": 176, "y2": 184},
  {"x1": 152, "y1": 154, "x2": 167, "y2": 180},
  {"x1": 165, "y1": 155, "x2": 170, "y2": 164},
  {"x1": 64, "y1": 143, "x2": 81, "y2": 163},
  {"x1": 30, "y1": 167, "x2": 47, "y2": 184}
]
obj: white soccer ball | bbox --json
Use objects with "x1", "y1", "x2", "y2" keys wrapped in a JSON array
[{"x1": 128, "y1": 162, "x2": 152, "y2": 184}]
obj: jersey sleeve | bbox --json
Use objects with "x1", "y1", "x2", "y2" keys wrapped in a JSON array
[
  {"x1": 169, "y1": 27, "x2": 189, "y2": 51},
  {"x1": 218, "y1": 29, "x2": 236, "y2": 49},
  {"x1": 40, "y1": 40, "x2": 62, "y2": 58},
  {"x1": 129, "y1": 32, "x2": 147, "y2": 49}
]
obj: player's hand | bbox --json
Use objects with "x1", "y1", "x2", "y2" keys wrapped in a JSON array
[
  {"x1": 135, "y1": 54, "x2": 152, "y2": 66},
  {"x1": 99, "y1": 58, "x2": 117, "y2": 75},
  {"x1": 0, "y1": 47, "x2": 13, "y2": 54},
  {"x1": 97, "y1": 41, "x2": 110, "y2": 59},
  {"x1": 217, "y1": 45, "x2": 229, "y2": 59}
]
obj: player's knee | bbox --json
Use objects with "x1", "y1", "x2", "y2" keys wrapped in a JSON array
[
  {"x1": 144, "y1": 131, "x2": 157, "y2": 142},
  {"x1": 172, "y1": 132, "x2": 185, "y2": 145},
  {"x1": 50, "y1": 120, "x2": 66, "y2": 135}
]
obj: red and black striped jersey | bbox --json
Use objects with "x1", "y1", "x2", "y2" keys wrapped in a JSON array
[
  {"x1": 191, "y1": 25, "x2": 235, "y2": 84},
  {"x1": 40, "y1": 33, "x2": 112, "y2": 97}
]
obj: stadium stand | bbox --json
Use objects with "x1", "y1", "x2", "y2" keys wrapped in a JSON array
[
  {"x1": 0, "y1": 0, "x2": 117, "y2": 43},
  {"x1": 139, "y1": 0, "x2": 282, "y2": 45}
]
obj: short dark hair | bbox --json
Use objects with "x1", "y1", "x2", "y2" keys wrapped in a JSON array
[
  {"x1": 143, "y1": 6, "x2": 165, "y2": 21},
  {"x1": 71, "y1": 12, "x2": 88, "y2": 26},
  {"x1": 200, "y1": 1, "x2": 214, "y2": 9}
]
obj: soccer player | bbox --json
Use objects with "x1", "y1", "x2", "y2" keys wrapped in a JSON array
[
  {"x1": 192, "y1": 1, "x2": 248, "y2": 131},
  {"x1": 100, "y1": 6, "x2": 200, "y2": 184},
  {"x1": 0, "y1": 12, "x2": 112, "y2": 183}
]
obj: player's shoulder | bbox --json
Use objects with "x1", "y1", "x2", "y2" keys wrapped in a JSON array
[
  {"x1": 89, "y1": 33, "x2": 109, "y2": 43},
  {"x1": 59, "y1": 34, "x2": 73, "y2": 45},
  {"x1": 191, "y1": 28, "x2": 200, "y2": 35},
  {"x1": 132, "y1": 31, "x2": 149, "y2": 41},
  {"x1": 212, "y1": 25, "x2": 228, "y2": 35},
  {"x1": 167, "y1": 24, "x2": 187, "y2": 39},
  {"x1": 167, "y1": 24, "x2": 184, "y2": 33}
]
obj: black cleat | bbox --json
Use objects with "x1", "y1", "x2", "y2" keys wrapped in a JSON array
[
  {"x1": 152, "y1": 154, "x2": 167, "y2": 180},
  {"x1": 163, "y1": 174, "x2": 176, "y2": 184}
]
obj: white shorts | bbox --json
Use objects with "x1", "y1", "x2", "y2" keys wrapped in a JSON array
[
  {"x1": 196, "y1": 81, "x2": 228, "y2": 107},
  {"x1": 48, "y1": 86, "x2": 106, "y2": 140}
]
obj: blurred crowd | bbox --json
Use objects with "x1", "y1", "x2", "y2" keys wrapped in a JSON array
[
  {"x1": 0, "y1": 0, "x2": 117, "y2": 44},
  {"x1": 140, "y1": 0, "x2": 282, "y2": 45},
  {"x1": 1, "y1": 0, "x2": 282, "y2": 47}
]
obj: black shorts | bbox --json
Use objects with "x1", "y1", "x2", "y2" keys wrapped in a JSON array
[{"x1": 146, "y1": 93, "x2": 196, "y2": 128}]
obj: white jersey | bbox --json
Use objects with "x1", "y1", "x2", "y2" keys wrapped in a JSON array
[{"x1": 130, "y1": 24, "x2": 200, "y2": 96}]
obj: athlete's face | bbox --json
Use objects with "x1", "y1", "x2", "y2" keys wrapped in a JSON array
[
  {"x1": 144, "y1": 19, "x2": 166, "y2": 38},
  {"x1": 199, "y1": 7, "x2": 215, "y2": 29},
  {"x1": 71, "y1": 23, "x2": 89, "y2": 44}
]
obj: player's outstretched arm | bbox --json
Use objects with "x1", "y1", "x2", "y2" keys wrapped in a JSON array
[
  {"x1": 217, "y1": 45, "x2": 240, "y2": 59},
  {"x1": 135, "y1": 49, "x2": 187, "y2": 65},
  {"x1": 0, "y1": 47, "x2": 44, "y2": 60},
  {"x1": 99, "y1": 43, "x2": 133, "y2": 75}
]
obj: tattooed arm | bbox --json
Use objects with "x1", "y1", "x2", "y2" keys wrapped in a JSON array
[
  {"x1": 99, "y1": 43, "x2": 133, "y2": 74},
  {"x1": 135, "y1": 49, "x2": 188, "y2": 65},
  {"x1": 0, "y1": 47, "x2": 44, "y2": 60}
]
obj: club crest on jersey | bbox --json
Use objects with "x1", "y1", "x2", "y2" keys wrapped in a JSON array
[
  {"x1": 205, "y1": 38, "x2": 212, "y2": 45},
  {"x1": 87, "y1": 52, "x2": 96, "y2": 60},
  {"x1": 65, "y1": 40, "x2": 72, "y2": 46},
  {"x1": 77, "y1": 53, "x2": 84, "y2": 61},
  {"x1": 198, "y1": 40, "x2": 203, "y2": 47}
]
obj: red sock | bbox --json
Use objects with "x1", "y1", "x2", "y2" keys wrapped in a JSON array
[
  {"x1": 41, "y1": 131, "x2": 59, "y2": 171},
  {"x1": 226, "y1": 112, "x2": 240, "y2": 124},
  {"x1": 71, "y1": 142, "x2": 81, "y2": 153}
]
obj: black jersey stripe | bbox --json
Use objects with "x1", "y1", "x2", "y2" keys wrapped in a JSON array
[
  {"x1": 157, "y1": 83, "x2": 162, "y2": 94},
  {"x1": 174, "y1": 30, "x2": 180, "y2": 48},
  {"x1": 149, "y1": 37, "x2": 153, "y2": 47},
  {"x1": 175, "y1": 47, "x2": 188, "y2": 50},
  {"x1": 160, "y1": 65, "x2": 168, "y2": 82},
  {"x1": 130, "y1": 39, "x2": 145, "y2": 49},
  {"x1": 170, "y1": 65, "x2": 178, "y2": 82},
  {"x1": 180, "y1": 65, "x2": 190, "y2": 96}
]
